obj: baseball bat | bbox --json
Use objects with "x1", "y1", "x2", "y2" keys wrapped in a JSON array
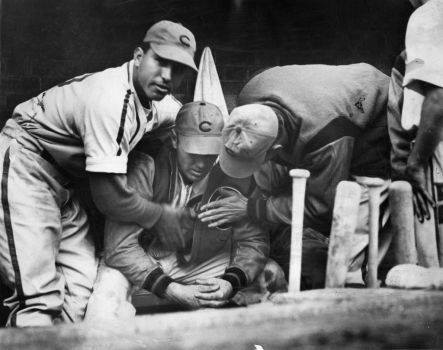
[
  {"x1": 415, "y1": 165, "x2": 439, "y2": 267},
  {"x1": 288, "y1": 169, "x2": 310, "y2": 293},
  {"x1": 325, "y1": 181, "x2": 361, "y2": 288},
  {"x1": 357, "y1": 177, "x2": 385, "y2": 288},
  {"x1": 389, "y1": 181, "x2": 418, "y2": 265}
]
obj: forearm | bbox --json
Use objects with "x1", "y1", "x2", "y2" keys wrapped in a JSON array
[
  {"x1": 408, "y1": 86, "x2": 443, "y2": 168},
  {"x1": 89, "y1": 172, "x2": 162, "y2": 230}
]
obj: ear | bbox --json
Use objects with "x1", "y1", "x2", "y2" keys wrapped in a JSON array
[
  {"x1": 133, "y1": 47, "x2": 144, "y2": 67},
  {"x1": 265, "y1": 143, "x2": 283, "y2": 161},
  {"x1": 171, "y1": 129, "x2": 178, "y2": 149}
]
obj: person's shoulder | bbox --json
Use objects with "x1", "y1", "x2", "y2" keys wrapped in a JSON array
[{"x1": 84, "y1": 63, "x2": 133, "y2": 112}]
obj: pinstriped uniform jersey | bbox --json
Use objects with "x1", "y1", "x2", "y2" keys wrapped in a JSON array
[{"x1": 11, "y1": 60, "x2": 181, "y2": 177}]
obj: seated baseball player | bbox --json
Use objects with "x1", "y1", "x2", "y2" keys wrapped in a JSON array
[{"x1": 104, "y1": 101, "x2": 280, "y2": 309}]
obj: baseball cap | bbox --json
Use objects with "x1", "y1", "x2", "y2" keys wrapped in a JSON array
[
  {"x1": 401, "y1": 0, "x2": 443, "y2": 130},
  {"x1": 219, "y1": 104, "x2": 279, "y2": 178},
  {"x1": 176, "y1": 101, "x2": 224, "y2": 155},
  {"x1": 144, "y1": 20, "x2": 197, "y2": 71}
]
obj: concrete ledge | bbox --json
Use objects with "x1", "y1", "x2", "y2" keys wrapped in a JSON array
[{"x1": 1, "y1": 288, "x2": 442, "y2": 349}]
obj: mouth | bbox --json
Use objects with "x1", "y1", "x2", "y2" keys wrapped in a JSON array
[
  {"x1": 225, "y1": 147, "x2": 236, "y2": 157},
  {"x1": 190, "y1": 169, "x2": 204, "y2": 177},
  {"x1": 154, "y1": 84, "x2": 170, "y2": 95}
]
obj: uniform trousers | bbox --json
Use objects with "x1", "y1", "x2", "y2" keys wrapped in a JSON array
[{"x1": 0, "y1": 120, "x2": 97, "y2": 327}]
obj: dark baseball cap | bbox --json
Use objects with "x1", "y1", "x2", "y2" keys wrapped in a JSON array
[
  {"x1": 219, "y1": 104, "x2": 279, "y2": 178},
  {"x1": 144, "y1": 20, "x2": 197, "y2": 71},
  {"x1": 176, "y1": 101, "x2": 224, "y2": 155}
]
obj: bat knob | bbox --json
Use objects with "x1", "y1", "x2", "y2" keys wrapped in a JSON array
[
  {"x1": 289, "y1": 169, "x2": 310, "y2": 179},
  {"x1": 356, "y1": 176, "x2": 385, "y2": 188}
]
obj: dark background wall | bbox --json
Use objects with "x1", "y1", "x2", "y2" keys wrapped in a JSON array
[{"x1": 0, "y1": 0, "x2": 413, "y2": 125}]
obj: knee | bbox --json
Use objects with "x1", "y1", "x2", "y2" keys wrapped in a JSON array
[{"x1": 259, "y1": 259, "x2": 288, "y2": 293}]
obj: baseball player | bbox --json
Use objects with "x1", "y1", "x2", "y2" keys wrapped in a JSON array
[
  {"x1": 199, "y1": 63, "x2": 391, "y2": 288},
  {"x1": 388, "y1": 0, "x2": 443, "y2": 264},
  {"x1": 0, "y1": 20, "x2": 197, "y2": 327},
  {"x1": 104, "y1": 101, "x2": 275, "y2": 309}
]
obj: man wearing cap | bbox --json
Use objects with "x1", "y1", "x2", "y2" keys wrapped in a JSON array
[
  {"x1": 0, "y1": 20, "x2": 198, "y2": 326},
  {"x1": 199, "y1": 63, "x2": 391, "y2": 288},
  {"x1": 103, "y1": 101, "x2": 270, "y2": 309},
  {"x1": 388, "y1": 0, "x2": 443, "y2": 262}
]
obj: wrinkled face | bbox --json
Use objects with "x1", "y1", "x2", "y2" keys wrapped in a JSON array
[
  {"x1": 133, "y1": 47, "x2": 187, "y2": 101},
  {"x1": 175, "y1": 138, "x2": 217, "y2": 184}
]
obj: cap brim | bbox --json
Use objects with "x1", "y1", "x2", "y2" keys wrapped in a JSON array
[
  {"x1": 151, "y1": 43, "x2": 198, "y2": 72},
  {"x1": 219, "y1": 146, "x2": 264, "y2": 179},
  {"x1": 179, "y1": 135, "x2": 222, "y2": 155}
]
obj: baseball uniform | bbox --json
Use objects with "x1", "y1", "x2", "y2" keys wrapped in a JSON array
[{"x1": 0, "y1": 59, "x2": 181, "y2": 327}]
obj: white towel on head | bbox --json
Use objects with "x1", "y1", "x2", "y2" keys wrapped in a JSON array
[{"x1": 193, "y1": 47, "x2": 229, "y2": 123}]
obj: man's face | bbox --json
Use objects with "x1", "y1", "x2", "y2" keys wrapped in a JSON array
[
  {"x1": 176, "y1": 138, "x2": 217, "y2": 184},
  {"x1": 133, "y1": 47, "x2": 187, "y2": 101}
]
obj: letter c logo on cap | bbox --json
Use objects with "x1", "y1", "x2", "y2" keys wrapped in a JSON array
[
  {"x1": 179, "y1": 35, "x2": 191, "y2": 47},
  {"x1": 199, "y1": 121, "x2": 212, "y2": 132}
]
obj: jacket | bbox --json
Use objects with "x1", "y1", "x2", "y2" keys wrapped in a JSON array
[
  {"x1": 104, "y1": 147, "x2": 269, "y2": 296},
  {"x1": 239, "y1": 63, "x2": 391, "y2": 234}
]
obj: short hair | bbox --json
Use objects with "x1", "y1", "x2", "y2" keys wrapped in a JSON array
[{"x1": 138, "y1": 42, "x2": 151, "y2": 53}]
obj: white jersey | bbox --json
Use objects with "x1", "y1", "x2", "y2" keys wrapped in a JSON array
[{"x1": 12, "y1": 60, "x2": 181, "y2": 177}]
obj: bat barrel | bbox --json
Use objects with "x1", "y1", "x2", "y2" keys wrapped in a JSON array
[
  {"x1": 357, "y1": 177, "x2": 385, "y2": 288},
  {"x1": 288, "y1": 169, "x2": 310, "y2": 293},
  {"x1": 389, "y1": 181, "x2": 417, "y2": 265},
  {"x1": 326, "y1": 181, "x2": 362, "y2": 288}
]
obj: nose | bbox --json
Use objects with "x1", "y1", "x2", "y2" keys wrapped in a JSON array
[
  {"x1": 161, "y1": 64, "x2": 172, "y2": 83},
  {"x1": 194, "y1": 156, "x2": 207, "y2": 170}
]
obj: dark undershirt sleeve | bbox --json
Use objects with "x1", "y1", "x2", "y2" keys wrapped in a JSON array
[{"x1": 89, "y1": 172, "x2": 163, "y2": 230}]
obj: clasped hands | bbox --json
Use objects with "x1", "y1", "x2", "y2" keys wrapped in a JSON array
[{"x1": 165, "y1": 278, "x2": 233, "y2": 309}]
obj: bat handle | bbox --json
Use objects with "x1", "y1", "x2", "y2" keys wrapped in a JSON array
[
  {"x1": 357, "y1": 177, "x2": 385, "y2": 288},
  {"x1": 288, "y1": 169, "x2": 310, "y2": 293}
]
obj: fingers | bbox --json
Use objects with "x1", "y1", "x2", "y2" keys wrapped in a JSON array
[
  {"x1": 417, "y1": 190, "x2": 430, "y2": 220},
  {"x1": 207, "y1": 218, "x2": 230, "y2": 228},
  {"x1": 195, "y1": 291, "x2": 225, "y2": 301},
  {"x1": 421, "y1": 189, "x2": 436, "y2": 207},
  {"x1": 218, "y1": 188, "x2": 238, "y2": 197},
  {"x1": 412, "y1": 192, "x2": 424, "y2": 222},
  {"x1": 196, "y1": 284, "x2": 220, "y2": 293},
  {"x1": 196, "y1": 278, "x2": 219, "y2": 285},
  {"x1": 198, "y1": 208, "x2": 223, "y2": 220},
  {"x1": 200, "y1": 200, "x2": 223, "y2": 212},
  {"x1": 197, "y1": 299, "x2": 228, "y2": 308},
  {"x1": 199, "y1": 210, "x2": 230, "y2": 222}
]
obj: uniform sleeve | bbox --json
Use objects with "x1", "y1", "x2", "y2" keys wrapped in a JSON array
[
  {"x1": 221, "y1": 220, "x2": 269, "y2": 292},
  {"x1": 249, "y1": 138, "x2": 354, "y2": 234},
  {"x1": 81, "y1": 88, "x2": 135, "y2": 173},
  {"x1": 103, "y1": 152, "x2": 171, "y2": 294}
]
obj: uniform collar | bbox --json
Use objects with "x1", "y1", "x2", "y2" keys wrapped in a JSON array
[{"x1": 126, "y1": 60, "x2": 152, "y2": 116}]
